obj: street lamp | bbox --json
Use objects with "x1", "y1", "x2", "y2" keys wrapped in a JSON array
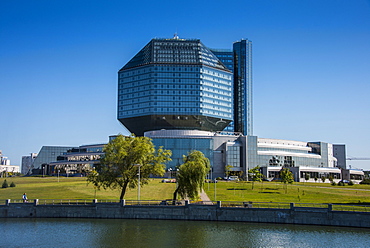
[
  {"x1": 58, "y1": 170, "x2": 60, "y2": 183},
  {"x1": 134, "y1": 164, "x2": 141, "y2": 202},
  {"x1": 168, "y1": 168, "x2": 172, "y2": 179},
  {"x1": 92, "y1": 167, "x2": 96, "y2": 199},
  {"x1": 211, "y1": 168, "x2": 217, "y2": 201}
]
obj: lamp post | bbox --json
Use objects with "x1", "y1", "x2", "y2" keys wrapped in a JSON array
[
  {"x1": 168, "y1": 168, "x2": 172, "y2": 179},
  {"x1": 211, "y1": 168, "x2": 217, "y2": 201},
  {"x1": 92, "y1": 167, "x2": 96, "y2": 199},
  {"x1": 214, "y1": 177, "x2": 217, "y2": 201},
  {"x1": 134, "y1": 164, "x2": 141, "y2": 202},
  {"x1": 58, "y1": 169, "x2": 60, "y2": 183}
]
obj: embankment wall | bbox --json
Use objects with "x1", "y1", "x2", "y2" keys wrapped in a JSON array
[{"x1": 1, "y1": 201, "x2": 369, "y2": 228}]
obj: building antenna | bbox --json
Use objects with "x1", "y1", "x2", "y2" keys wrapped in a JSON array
[{"x1": 173, "y1": 29, "x2": 179, "y2": 39}]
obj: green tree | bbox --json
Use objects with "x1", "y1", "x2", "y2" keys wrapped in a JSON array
[
  {"x1": 173, "y1": 150, "x2": 210, "y2": 202},
  {"x1": 279, "y1": 168, "x2": 294, "y2": 193},
  {"x1": 328, "y1": 175, "x2": 334, "y2": 183},
  {"x1": 248, "y1": 166, "x2": 263, "y2": 190},
  {"x1": 225, "y1": 164, "x2": 232, "y2": 179},
  {"x1": 304, "y1": 173, "x2": 310, "y2": 182},
  {"x1": 2, "y1": 179, "x2": 8, "y2": 188},
  {"x1": 321, "y1": 176, "x2": 326, "y2": 183},
  {"x1": 87, "y1": 134, "x2": 172, "y2": 200}
]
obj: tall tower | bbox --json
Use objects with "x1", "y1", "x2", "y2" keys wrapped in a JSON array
[
  {"x1": 211, "y1": 39, "x2": 253, "y2": 135},
  {"x1": 118, "y1": 37, "x2": 233, "y2": 136}
]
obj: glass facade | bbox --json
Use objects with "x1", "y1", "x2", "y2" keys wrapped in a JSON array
[
  {"x1": 211, "y1": 39, "x2": 253, "y2": 135},
  {"x1": 256, "y1": 140, "x2": 335, "y2": 168},
  {"x1": 150, "y1": 137, "x2": 213, "y2": 170},
  {"x1": 210, "y1": 49, "x2": 234, "y2": 132},
  {"x1": 226, "y1": 142, "x2": 242, "y2": 168},
  {"x1": 147, "y1": 130, "x2": 346, "y2": 181},
  {"x1": 118, "y1": 65, "x2": 232, "y2": 119},
  {"x1": 31, "y1": 146, "x2": 73, "y2": 173},
  {"x1": 50, "y1": 144, "x2": 105, "y2": 175},
  {"x1": 233, "y1": 39, "x2": 253, "y2": 135},
  {"x1": 118, "y1": 38, "x2": 233, "y2": 136}
]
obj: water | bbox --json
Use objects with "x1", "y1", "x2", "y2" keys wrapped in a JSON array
[{"x1": 1, "y1": 218, "x2": 369, "y2": 248}]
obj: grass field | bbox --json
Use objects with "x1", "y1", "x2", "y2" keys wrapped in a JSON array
[
  {"x1": 0, "y1": 177, "x2": 176, "y2": 202},
  {"x1": 204, "y1": 180, "x2": 370, "y2": 204},
  {"x1": 1, "y1": 177, "x2": 370, "y2": 204}
]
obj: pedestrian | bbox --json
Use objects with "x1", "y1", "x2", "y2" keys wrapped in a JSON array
[{"x1": 22, "y1": 193, "x2": 28, "y2": 203}]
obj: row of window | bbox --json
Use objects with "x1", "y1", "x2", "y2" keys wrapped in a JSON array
[
  {"x1": 120, "y1": 108, "x2": 231, "y2": 118},
  {"x1": 119, "y1": 101, "x2": 199, "y2": 108},
  {"x1": 120, "y1": 66, "x2": 201, "y2": 77},
  {"x1": 257, "y1": 155, "x2": 332, "y2": 168}
]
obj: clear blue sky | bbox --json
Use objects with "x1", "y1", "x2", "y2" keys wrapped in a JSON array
[{"x1": 1, "y1": 0, "x2": 369, "y2": 170}]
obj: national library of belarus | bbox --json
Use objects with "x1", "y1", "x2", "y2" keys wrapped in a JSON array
[
  {"x1": 27, "y1": 35, "x2": 364, "y2": 182},
  {"x1": 116, "y1": 35, "x2": 363, "y2": 182}
]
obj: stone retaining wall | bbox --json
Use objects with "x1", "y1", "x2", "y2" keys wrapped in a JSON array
[{"x1": 1, "y1": 201, "x2": 369, "y2": 228}]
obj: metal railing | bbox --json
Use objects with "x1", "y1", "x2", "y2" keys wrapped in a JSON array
[
  {"x1": 294, "y1": 203, "x2": 328, "y2": 209},
  {"x1": 332, "y1": 204, "x2": 370, "y2": 212},
  {"x1": 220, "y1": 201, "x2": 291, "y2": 209},
  {"x1": 123, "y1": 200, "x2": 184, "y2": 206},
  {"x1": 37, "y1": 199, "x2": 93, "y2": 205},
  {"x1": 1, "y1": 199, "x2": 370, "y2": 212}
]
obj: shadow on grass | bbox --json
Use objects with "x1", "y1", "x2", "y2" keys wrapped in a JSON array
[
  {"x1": 258, "y1": 192, "x2": 281, "y2": 194},
  {"x1": 264, "y1": 188, "x2": 279, "y2": 190},
  {"x1": 227, "y1": 188, "x2": 248, "y2": 191}
]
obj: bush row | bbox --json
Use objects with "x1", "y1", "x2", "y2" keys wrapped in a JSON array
[{"x1": 1, "y1": 179, "x2": 16, "y2": 188}]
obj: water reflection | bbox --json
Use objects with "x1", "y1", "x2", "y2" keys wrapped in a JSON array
[{"x1": 2, "y1": 218, "x2": 369, "y2": 247}]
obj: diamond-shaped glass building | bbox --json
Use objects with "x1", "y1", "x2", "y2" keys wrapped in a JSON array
[{"x1": 118, "y1": 37, "x2": 233, "y2": 136}]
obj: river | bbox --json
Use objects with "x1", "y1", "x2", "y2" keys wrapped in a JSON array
[{"x1": 1, "y1": 218, "x2": 369, "y2": 247}]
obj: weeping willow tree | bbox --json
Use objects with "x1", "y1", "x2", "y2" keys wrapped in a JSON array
[{"x1": 173, "y1": 150, "x2": 210, "y2": 202}]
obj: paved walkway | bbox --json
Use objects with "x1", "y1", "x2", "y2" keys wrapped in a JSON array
[{"x1": 200, "y1": 189, "x2": 211, "y2": 202}]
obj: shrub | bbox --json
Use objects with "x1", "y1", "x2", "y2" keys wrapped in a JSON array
[
  {"x1": 348, "y1": 180, "x2": 354, "y2": 186},
  {"x1": 331, "y1": 182, "x2": 337, "y2": 186},
  {"x1": 359, "y1": 179, "x2": 370, "y2": 185},
  {"x1": 338, "y1": 181, "x2": 345, "y2": 186},
  {"x1": 10, "y1": 182, "x2": 16, "y2": 187},
  {"x1": 2, "y1": 179, "x2": 8, "y2": 188}
]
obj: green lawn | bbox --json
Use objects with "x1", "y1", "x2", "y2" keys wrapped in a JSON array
[
  {"x1": 204, "y1": 180, "x2": 370, "y2": 204},
  {"x1": 1, "y1": 177, "x2": 370, "y2": 204},
  {"x1": 0, "y1": 177, "x2": 176, "y2": 202}
]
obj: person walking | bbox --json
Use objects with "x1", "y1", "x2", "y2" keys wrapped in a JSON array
[{"x1": 22, "y1": 193, "x2": 28, "y2": 203}]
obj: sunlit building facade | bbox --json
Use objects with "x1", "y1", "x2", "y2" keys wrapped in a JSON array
[
  {"x1": 118, "y1": 37, "x2": 233, "y2": 136},
  {"x1": 49, "y1": 144, "x2": 104, "y2": 175},
  {"x1": 117, "y1": 36, "x2": 363, "y2": 183},
  {"x1": 145, "y1": 130, "x2": 363, "y2": 183},
  {"x1": 210, "y1": 39, "x2": 253, "y2": 135}
]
